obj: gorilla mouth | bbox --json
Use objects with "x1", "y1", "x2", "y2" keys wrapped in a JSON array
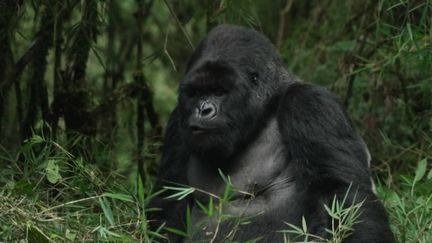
[{"x1": 189, "y1": 124, "x2": 213, "y2": 135}]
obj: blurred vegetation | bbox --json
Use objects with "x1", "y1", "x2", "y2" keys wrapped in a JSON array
[{"x1": 0, "y1": 0, "x2": 431, "y2": 242}]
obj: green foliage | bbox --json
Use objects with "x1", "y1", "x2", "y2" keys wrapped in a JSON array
[
  {"x1": 162, "y1": 171, "x2": 259, "y2": 241},
  {"x1": 0, "y1": 0, "x2": 431, "y2": 242},
  {"x1": 45, "y1": 159, "x2": 62, "y2": 184},
  {"x1": 0, "y1": 135, "x2": 161, "y2": 242},
  {"x1": 378, "y1": 162, "x2": 432, "y2": 242},
  {"x1": 281, "y1": 185, "x2": 364, "y2": 243}
]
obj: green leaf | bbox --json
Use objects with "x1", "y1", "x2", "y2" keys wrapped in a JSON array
[
  {"x1": 329, "y1": 40, "x2": 356, "y2": 52},
  {"x1": 186, "y1": 206, "x2": 192, "y2": 237},
  {"x1": 301, "y1": 216, "x2": 308, "y2": 233},
  {"x1": 99, "y1": 197, "x2": 115, "y2": 226},
  {"x1": 137, "y1": 175, "x2": 145, "y2": 205},
  {"x1": 45, "y1": 160, "x2": 62, "y2": 184},
  {"x1": 163, "y1": 186, "x2": 195, "y2": 200},
  {"x1": 414, "y1": 158, "x2": 427, "y2": 182},
  {"x1": 28, "y1": 135, "x2": 45, "y2": 144},
  {"x1": 165, "y1": 227, "x2": 188, "y2": 237},
  {"x1": 427, "y1": 168, "x2": 432, "y2": 180},
  {"x1": 65, "y1": 229, "x2": 77, "y2": 241},
  {"x1": 103, "y1": 192, "x2": 133, "y2": 202},
  {"x1": 91, "y1": 47, "x2": 107, "y2": 71},
  {"x1": 208, "y1": 196, "x2": 214, "y2": 216},
  {"x1": 406, "y1": 23, "x2": 413, "y2": 41},
  {"x1": 20, "y1": 135, "x2": 45, "y2": 153},
  {"x1": 28, "y1": 225, "x2": 50, "y2": 242},
  {"x1": 14, "y1": 180, "x2": 34, "y2": 196},
  {"x1": 195, "y1": 197, "x2": 214, "y2": 217},
  {"x1": 196, "y1": 200, "x2": 209, "y2": 215}
]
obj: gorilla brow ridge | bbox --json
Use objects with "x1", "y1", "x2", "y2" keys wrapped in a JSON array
[{"x1": 184, "y1": 60, "x2": 238, "y2": 92}]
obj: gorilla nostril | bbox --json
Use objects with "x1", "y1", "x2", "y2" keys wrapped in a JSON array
[
  {"x1": 199, "y1": 102, "x2": 217, "y2": 118},
  {"x1": 201, "y1": 107, "x2": 214, "y2": 117}
]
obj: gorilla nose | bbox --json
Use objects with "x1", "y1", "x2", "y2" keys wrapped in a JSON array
[{"x1": 199, "y1": 102, "x2": 217, "y2": 119}]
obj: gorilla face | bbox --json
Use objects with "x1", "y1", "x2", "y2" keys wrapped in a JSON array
[
  {"x1": 178, "y1": 26, "x2": 289, "y2": 159},
  {"x1": 176, "y1": 25, "x2": 290, "y2": 161},
  {"x1": 178, "y1": 60, "x2": 258, "y2": 159}
]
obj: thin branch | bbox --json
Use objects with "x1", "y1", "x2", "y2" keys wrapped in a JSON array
[
  {"x1": 276, "y1": 0, "x2": 294, "y2": 50},
  {"x1": 162, "y1": 0, "x2": 194, "y2": 50},
  {"x1": 343, "y1": 32, "x2": 370, "y2": 107},
  {"x1": 163, "y1": 30, "x2": 177, "y2": 72}
]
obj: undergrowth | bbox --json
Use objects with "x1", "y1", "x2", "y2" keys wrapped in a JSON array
[
  {"x1": 0, "y1": 134, "x2": 161, "y2": 242},
  {"x1": 1, "y1": 135, "x2": 431, "y2": 242}
]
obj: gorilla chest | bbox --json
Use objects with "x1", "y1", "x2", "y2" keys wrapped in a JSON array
[{"x1": 187, "y1": 118, "x2": 296, "y2": 215}]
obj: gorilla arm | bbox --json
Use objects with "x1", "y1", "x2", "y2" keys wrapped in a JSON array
[
  {"x1": 147, "y1": 107, "x2": 191, "y2": 242},
  {"x1": 277, "y1": 83, "x2": 395, "y2": 242}
]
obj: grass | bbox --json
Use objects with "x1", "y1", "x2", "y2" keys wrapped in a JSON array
[
  {"x1": 0, "y1": 134, "x2": 159, "y2": 242},
  {"x1": 0, "y1": 135, "x2": 431, "y2": 242}
]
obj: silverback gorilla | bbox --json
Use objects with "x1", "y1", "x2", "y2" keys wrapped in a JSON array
[{"x1": 148, "y1": 25, "x2": 394, "y2": 242}]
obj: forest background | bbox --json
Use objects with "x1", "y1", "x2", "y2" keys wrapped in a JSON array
[{"x1": 0, "y1": 0, "x2": 431, "y2": 242}]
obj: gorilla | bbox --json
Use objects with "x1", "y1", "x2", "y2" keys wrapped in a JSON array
[{"x1": 148, "y1": 25, "x2": 394, "y2": 243}]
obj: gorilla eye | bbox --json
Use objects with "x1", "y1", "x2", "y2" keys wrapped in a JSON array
[
  {"x1": 249, "y1": 72, "x2": 259, "y2": 85},
  {"x1": 213, "y1": 88, "x2": 226, "y2": 96}
]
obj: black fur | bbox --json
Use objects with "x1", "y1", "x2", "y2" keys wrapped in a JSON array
[{"x1": 148, "y1": 25, "x2": 394, "y2": 243}]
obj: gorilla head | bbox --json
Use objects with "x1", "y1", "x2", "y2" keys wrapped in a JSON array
[{"x1": 177, "y1": 25, "x2": 293, "y2": 160}]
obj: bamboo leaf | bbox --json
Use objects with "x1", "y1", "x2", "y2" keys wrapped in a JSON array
[
  {"x1": 99, "y1": 197, "x2": 115, "y2": 226},
  {"x1": 414, "y1": 158, "x2": 427, "y2": 182},
  {"x1": 45, "y1": 160, "x2": 62, "y2": 184}
]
